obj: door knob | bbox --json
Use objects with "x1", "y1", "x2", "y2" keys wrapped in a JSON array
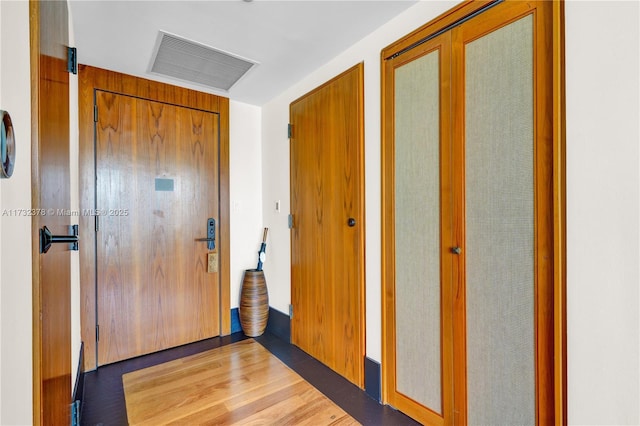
[
  {"x1": 347, "y1": 218, "x2": 356, "y2": 227},
  {"x1": 40, "y1": 225, "x2": 79, "y2": 254},
  {"x1": 451, "y1": 246, "x2": 462, "y2": 255}
]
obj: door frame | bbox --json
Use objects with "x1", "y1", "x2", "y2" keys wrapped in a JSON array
[
  {"x1": 78, "y1": 65, "x2": 231, "y2": 371},
  {"x1": 380, "y1": 0, "x2": 566, "y2": 423}
]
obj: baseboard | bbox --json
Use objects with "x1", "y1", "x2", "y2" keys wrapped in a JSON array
[
  {"x1": 260, "y1": 308, "x2": 380, "y2": 402},
  {"x1": 265, "y1": 307, "x2": 290, "y2": 342},
  {"x1": 72, "y1": 342, "x2": 85, "y2": 424},
  {"x1": 230, "y1": 307, "x2": 242, "y2": 334},
  {"x1": 365, "y1": 357, "x2": 381, "y2": 402}
]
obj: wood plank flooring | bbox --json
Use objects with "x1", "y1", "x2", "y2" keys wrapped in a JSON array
[
  {"x1": 81, "y1": 331, "x2": 421, "y2": 425},
  {"x1": 123, "y1": 340, "x2": 359, "y2": 425}
]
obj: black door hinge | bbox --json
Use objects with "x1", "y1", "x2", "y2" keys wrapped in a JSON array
[{"x1": 67, "y1": 47, "x2": 77, "y2": 74}]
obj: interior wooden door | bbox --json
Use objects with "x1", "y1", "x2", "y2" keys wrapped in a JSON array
[
  {"x1": 95, "y1": 91, "x2": 220, "y2": 365},
  {"x1": 30, "y1": 1, "x2": 72, "y2": 424},
  {"x1": 290, "y1": 63, "x2": 365, "y2": 387},
  {"x1": 382, "y1": 1, "x2": 559, "y2": 424}
]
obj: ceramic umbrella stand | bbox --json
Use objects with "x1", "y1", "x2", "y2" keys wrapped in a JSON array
[{"x1": 239, "y1": 228, "x2": 269, "y2": 337}]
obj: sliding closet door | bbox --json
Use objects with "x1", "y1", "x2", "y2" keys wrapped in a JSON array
[
  {"x1": 465, "y1": 15, "x2": 536, "y2": 425},
  {"x1": 382, "y1": 33, "x2": 454, "y2": 425},
  {"x1": 382, "y1": 1, "x2": 558, "y2": 424},
  {"x1": 452, "y1": 2, "x2": 555, "y2": 423},
  {"x1": 458, "y1": 12, "x2": 535, "y2": 426}
]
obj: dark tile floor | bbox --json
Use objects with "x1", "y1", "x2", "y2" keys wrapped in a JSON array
[{"x1": 80, "y1": 331, "x2": 420, "y2": 426}]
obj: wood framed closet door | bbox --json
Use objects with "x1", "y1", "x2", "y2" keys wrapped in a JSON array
[
  {"x1": 381, "y1": 1, "x2": 561, "y2": 424},
  {"x1": 381, "y1": 33, "x2": 454, "y2": 425},
  {"x1": 451, "y1": 2, "x2": 555, "y2": 424}
]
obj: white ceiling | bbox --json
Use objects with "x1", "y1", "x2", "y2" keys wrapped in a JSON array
[{"x1": 70, "y1": 0, "x2": 418, "y2": 105}]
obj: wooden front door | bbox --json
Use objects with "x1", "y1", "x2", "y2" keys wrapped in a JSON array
[
  {"x1": 30, "y1": 1, "x2": 72, "y2": 424},
  {"x1": 290, "y1": 63, "x2": 365, "y2": 387},
  {"x1": 95, "y1": 91, "x2": 220, "y2": 365}
]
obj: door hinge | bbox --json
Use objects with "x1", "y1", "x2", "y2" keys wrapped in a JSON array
[
  {"x1": 95, "y1": 215, "x2": 99, "y2": 232},
  {"x1": 287, "y1": 123, "x2": 292, "y2": 139},
  {"x1": 289, "y1": 304, "x2": 293, "y2": 319},
  {"x1": 70, "y1": 400, "x2": 81, "y2": 426},
  {"x1": 93, "y1": 104, "x2": 98, "y2": 122},
  {"x1": 67, "y1": 46, "x2": 77, "y2": 74},
  {"x1": 96, "y1": 325, "x2": 99, "y2": 342},
  {"x1": 288, "y1": 214, "x2": 293, "y2": 229}
]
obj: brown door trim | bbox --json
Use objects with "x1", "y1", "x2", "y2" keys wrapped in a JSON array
[{"x1": 78, "y1": 65, "x2": 231, "y2": 371}]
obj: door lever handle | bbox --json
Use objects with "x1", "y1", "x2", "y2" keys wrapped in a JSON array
[
  {"x1": 196, "y1": 218, "x2": 216, "y2": 250},
  {"x1": 40, "y1": 225, "x2": 79, "y2": 254}
]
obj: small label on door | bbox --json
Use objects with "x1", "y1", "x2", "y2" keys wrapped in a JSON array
[
  {"x1": 155, "y1": 178, "x2": 174, "y2": 191},
  {"x1": 207, "y1": 252, "x2": 218, "y2": 273}
]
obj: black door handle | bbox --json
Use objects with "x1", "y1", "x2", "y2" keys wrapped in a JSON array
[
  {"x1": 40, "y1": 225, "x2": 79, "y2": 253},
  {"x1": 195, "y1": 218, "x2": 216, "y2": 250},
  {"x1": 347, "y1": 218, "x2": 356, "y2": 227}
]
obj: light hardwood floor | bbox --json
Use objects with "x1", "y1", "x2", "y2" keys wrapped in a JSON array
[{"x1": 123, "y1": 339, "x2": 360, "y2": 425}]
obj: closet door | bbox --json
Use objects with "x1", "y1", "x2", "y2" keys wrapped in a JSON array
[
  {"x1": 452, "y1": 2, "x2": 554, "y2": 423},
  {"x1": 382, "y1": 1, "x2": 557, "y2": 424},
  {"x1": 382, "y1": 33, "x2": 454, "y2": 425}
]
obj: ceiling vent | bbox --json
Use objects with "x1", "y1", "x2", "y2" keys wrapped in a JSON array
[{"x1": 149, "y1": 31, "x2": 257, "y2": 91}]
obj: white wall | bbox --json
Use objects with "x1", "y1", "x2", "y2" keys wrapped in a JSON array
[
  {"x1": 68, "y1": 0, "x2": 82, "y2": 395},
  {"x1": 0, "y1": 1, "x2": 83, "y2": 421},
  {"x1": 0, "y1": 5, "x2": 3, "y2": 422},
  {"x1": 0, "y1": 0, "x2": 638, "y2": 423},
  {"x1": 229, "y1": 101, "x2": 263, "y2": 309},
  {"x1": 262, "y1": 0, "x2": 640, "y2": 423},
  {"x1": 261, "y1": 0, "x2": 457, "y2": 362},
  {"x1": 566, "y1": 1, "x2": 639, "y2": 424},
  {"x1": 0, "y1": 1, "x2": 33, "y2": 424},
  {"x1": 0, "y1": 1, "x2": 3, "y2": 420}
]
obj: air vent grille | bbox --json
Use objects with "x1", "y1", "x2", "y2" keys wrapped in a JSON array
[{"x1": 150, "y1": 32, "x2": 256, "y2": 91}]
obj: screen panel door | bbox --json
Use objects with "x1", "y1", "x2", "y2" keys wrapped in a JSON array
[
  {"x1": 462, "y1": 13, "x2": 535, "y2": 425},
  {"x1": 95, "y1": 91, "x2": 221, "y2": 365},
  {"x1": 382, "y1": 32, "x2": 455, "y2": 425},
  {"x1": 382, "y1": 1, "x2": 557, "y2": 424},
  {"x1": 451, "y1": 2, "x2": 555, "y2": 423}
]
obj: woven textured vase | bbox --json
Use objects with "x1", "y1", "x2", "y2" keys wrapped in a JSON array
[{"x1": 239, "y1": 269, "x2": 269, "y2": 337}]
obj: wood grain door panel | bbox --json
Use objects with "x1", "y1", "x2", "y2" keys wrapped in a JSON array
[
  {"x1": 290, "y1": 64, "x2": 365, "y2": 387},
  {"x1": 30, "y1": 1, "x2": 72, "y2": 424},
  {"x1": 96, "y1": 91, "x2": 220, "y2": 365}
]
